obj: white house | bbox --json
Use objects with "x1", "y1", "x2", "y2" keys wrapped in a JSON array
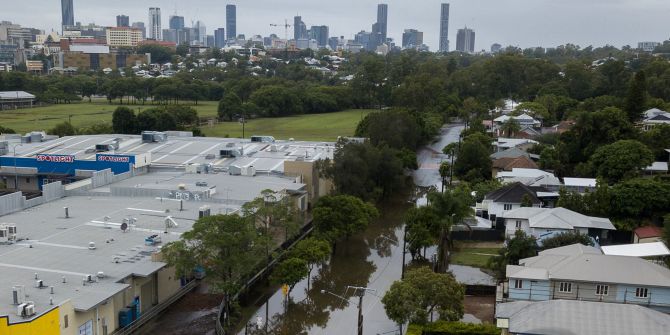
[
  {"x1": 497, "y1": 168, "x2": 562, "y2": 190},
  {"x1": 502, "y1": 207, "x2": 615, "y2": 240},
  {"x1": 641, "y1": 108, "x2": 670, "y2": 131},
  {"x1": 479, "y1": 182, "x2": 544, "y2": 226},
  {"x1": 493, "y1": 138, "x2": 538, "y2": 153},
  {"x1": 493, "y1": 113, "x2": 542, "y2": 136}
]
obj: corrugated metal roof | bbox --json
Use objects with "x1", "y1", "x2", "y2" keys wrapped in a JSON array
[
  {"x1": 0, "y1": 91, "x2": 36, "y2": 100},
  {"x1": 601, "y1": 242, "x2": 670, "y2": 258}
]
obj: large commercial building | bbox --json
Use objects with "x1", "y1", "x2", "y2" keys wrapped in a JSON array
[
  {"x1": 106, "y1": 27, "x2": 143, "y2": 47},
  {"x1": 0, "y1": 132, "x2": 335, "y2": 334},
  {"x1": 456, "y1": 26, "x2": 475, "y2": 53},
  {"x1": 214, "y1": 28, "x2": 226, "y2": 48},
  {"x1": 61, "y1": 0, "x2": 74, "y2": 31},
  {"x1": 309, "y1": 25, "x2": 329, "y2": 48},
  {"x1": 226, "y1": 5, "x2": 236, "y2": 41},
  {"x1": 294, "y1": 16, "x2": 308, "y2": 40},
  {"x1": 169, "y1": 15, "x2": 184, "y2": 30},
  {"x1": 402, "y1": 29, "x2": 423, "y2": 49},
  {"x1": 375, "y1": 3, "x2": 388, "y2": 44},
  {"x1": 131, "y1": 22, "x2": 146, "y2": 39},
  {"x1": 439, "y1": 3, "x2": 450, "y2": 52},
  {"x1": 116, "y1": 15, "x2": 130, "y2": 28},
  {"x1": 54, "y1": 45, "x2": 148, "y2": 70},
  {"x1": 148, "y1": 7, "x2": 162, "y2": 40},
  {"x1": 194, "y1": 21, "x2": 207, "y2": 46}
]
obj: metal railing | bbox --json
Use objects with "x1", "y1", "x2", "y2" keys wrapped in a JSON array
[{"x1": 111, "y1": 279, "x2": 199, "y2": 335}]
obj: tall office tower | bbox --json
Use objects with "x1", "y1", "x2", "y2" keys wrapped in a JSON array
[
  {"x1": 456, "y1": 27, "x2": 475, "y2": 53},
  {"x1": 61, "y1": 0, "x2": 74, "y2": 32},
  {"x1": 226, "y1": 5, "x2": 236, "y2": 40},
  {"x1": 116, "y1": 15, "x2": 129, "y2": 27},
  {"x1": 194, "y1": 21, "x2": 207, "y2": 45},
  {"x1": 214, "y1": 28, "x2": 226, "y2": 48},
  {"x1": 131, "y1": 22, "x2": 146, "y2": 39},
  {"x1": 169, "y1": 15, "x2": 184, "y2": 30},
  {"x1": 206, "y1": 35, "x2": 215, "y2": 48},
  {"x1": 148, "y1": 7, "x2": 162, "y2": 40},
  {"x1": 376, "y1": 4, "x2": 388, "y2": 43},
  {"x1": 294, "y1": 16, "x2": 308, "y2": 40},
  {"x1": 309, "y1": 25, "x2": 329, "y2": 48},
  {"x1": 402, "y1": 29, "x2": 423, "y2": 49},
  {"x1": 439, "y1": 3, "x2": 450, "y2": 52}
]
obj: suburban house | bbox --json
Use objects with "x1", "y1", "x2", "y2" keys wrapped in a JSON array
[
  {"x1": 496, "y1": 168, "x2": 562, "y2": 190},
  {"x1": 634, "y1": 226, "x2": 664, "y2": 244},
  {"x1": 478, "y1": 182, "x2": 546, "y2": 227},
  {"x1": 505, "y1": 243, "x2": 670, "y2": 313},
  {"x1": 492, "y1": 156, "x2": 538, "y2": 178},
  {"x1": 493, "y1": 138, "x2": 538, "y2": 153},
  {"x1": 492, "y1": 114, "x2": 542, "y2": 137},
  {"x1": 490, "y1": 147, "x2": 536, "y2": 161},
  {"x1": 562, "y1": 177, "x2": 597, "y2": 194},
  {"x1": 641, "y1": 108, "x2": 670, "y2": 131},
  {"x1": 495, "y1": 300, "x2": 670, "y2": 335},
  {"x1": 501, "y1": 207, "x2": 615, "y2": 240},
  {"x1": 541, "y1": 120, "x2": 575, "y2": 135}
]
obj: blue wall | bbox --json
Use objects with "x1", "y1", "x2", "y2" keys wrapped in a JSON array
[{"x1": 0, "y1": 154, "x2": 134, "y2": 176}]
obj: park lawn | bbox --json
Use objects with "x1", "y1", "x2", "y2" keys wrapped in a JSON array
[
  {"x1": 201, "y1": 109, "x2": 374, "y2": 141},
  {"x1": 2, "y1": 100, "x2": 219, "y2": 134},
  {"x1": 450, "y1": 247, "x2": 501, "y2": 269}
]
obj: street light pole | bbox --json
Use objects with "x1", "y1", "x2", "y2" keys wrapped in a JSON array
[{"x1": 321, "y1": 286, "x2": 376, "y2": 335}]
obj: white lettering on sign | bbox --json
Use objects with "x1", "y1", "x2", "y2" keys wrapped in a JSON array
[
  {"x1": 36, "y1": 154, "x2": 75, "y2": 163},
  {"x1": 97, "y1": 155, "x2": 131, "y2": 163}
]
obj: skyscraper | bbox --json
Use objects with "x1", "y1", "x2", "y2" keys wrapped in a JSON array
[
  {"x1": 132, "y1": 22, "x2": 146, "y2": 39},
  {"x1": 294, "y1": 16, "x2": 308, "y2": 40},
  {"x1": 309, "y1": 25, "x2": 329, "y2": 48},
  {"x1": 148, "y1": 7, "x2": 162, "y2": 40},
  {"x1": 61, "y1": 0, "x2": 74, "y2": 31},
  {"x1": 195, "y1": 21, "x2": 207, "y2": 45},
  {"x1": 456, "y1": 27, "x2": 475, "y2": 53},
  {"x1": 376, "y1": 4, "x2": 388, "y2": 43},
  {"x1": 214, "y1": 28, "x2": 226, "y2": 48},
  {"x1": 169, "y1": 15, "x2": 184, "y2": 30},
  {"x1": 116, "y1": 15, "x2": 129, "y2": 27},
  {"x1": 402, "y1": 29, "x2": 423, "y2": 49},
  {"x1": 439, "y1": 3, "x2": 450, "y2": 52},
  {"x1": 226, "y1": 5, "x2": 236, "y2": 41}
]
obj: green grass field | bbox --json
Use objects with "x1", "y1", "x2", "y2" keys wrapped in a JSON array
[
  {"x1": 450, "y1": 247, "x2": 501, "y2": 268},
  {"x1": 201, "y1": 109, "x2": 373, "y2": 141},
  {"x1": 2, "y1": 101, "x2": 371, "y2": 141}
]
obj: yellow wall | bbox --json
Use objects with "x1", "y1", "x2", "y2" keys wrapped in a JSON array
[{"x1": 0, "y1": 306, "x2": 60, "y2": 335}]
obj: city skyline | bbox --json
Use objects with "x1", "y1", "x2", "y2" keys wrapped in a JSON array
[{"x1": 7, "y1": 0, "x2": 670, "y2": 51}]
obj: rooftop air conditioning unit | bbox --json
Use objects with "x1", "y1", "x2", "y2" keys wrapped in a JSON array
[
  {"x1": 0, "y1": 227, "x2": 8, "y2": 243},
  {"x1": 199, "y1": 206, "x2": 211, "y2": 218},
  {"x1": 17, "y1": 302, "x2": 35, "y2": 317},
  {"x1": 12, "y1": 286, "x2": 25, "y2": 305},
  {"x1": 34, "y1": 280, "x2": 44, "y2": 288}
]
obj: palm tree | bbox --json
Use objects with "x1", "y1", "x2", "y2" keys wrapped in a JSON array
[{"x1": 500, "y1": 118, "x2": 521, "y2": 137}]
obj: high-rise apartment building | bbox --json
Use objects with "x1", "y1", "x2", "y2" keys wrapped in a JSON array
[
  {"x1": 61, "y1": 0, "x2": 74, "y2": 31},
  {"x1": 456, "y1": 27, "x2": 475, "y2": 53},
  {"x1": 148, "y1": 7, "x2": 162, "y2": 40},
  {"x1": 116, "y1": 15, "x2": 129, "y2": 27},
  {"x1": 169, "y1": 15, "x2": 184, "y2": 30},
  {"x1": 214, "y1": 28, "x2": 226, "y2": 48},
  {"x1": 294, "y1": 16, "x2": 308, "y2": 40},
  {"x1": 402, "y1": 29, "x2": 423, "y2": 49},
  {"x1": 131, "y1": 22, "x2": 146, "y2": 39},
  {"x1": 439, "y1": 3, "x2": 449, "y2": 52},
  {"x1": 226, "y1": 5, "x2": 236, "y2": 41}
]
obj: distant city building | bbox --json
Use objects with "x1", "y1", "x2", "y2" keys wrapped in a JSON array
[
  {"x1": 214, "y1": 28, "x2": 226, "y2": 48},
  {"x1": 491, "y1": 43, "x2": 502, "y2": 53},
  {"x1": 206, "y1": 35, "x2": 215, "y2": 48},
  {"x1": 439, "y1": 3, "x2": 450, "y2": 52},
  {"x1": 402, "y1": 29, "x2": 423, "y2": 49},
  {"x1": 376, "y1": 4, "x2": 388, "y2": 43},
  {"x1": 0, "y1": 21, "x2": 41, "y2": 47},
  {"x1": 116, "y1": 15, "x2": 129, "y2": 27},
  {"x1": 195, "y1": 21, "x2": 206, "y2": 45},
  {"x1": 456, "y1": 26, "x2": 475, "y2": 53},
  {"x1": 148, "y1": 7, "x2": 162, "y2": 40},
  {"x1": 294, "y1": 16, "x2": 308, "y2": 40},
  {"x1": 169, "y1": 15, "x2": 185, "y2": 30},
  {"x1": 638, "y1": 41, "x2": 660, "y2": 52},
  {"x1": 61, "y1": 0, "x2": 74, "y2": 32},
  {"x1": 355, "y1": 30, "x2": 373, "y2": 51},
  {"x1": 309, "y1": 25, "x2": 329, "y2": 48},
  {"x1": 106, "y1": 27, "x2": 143, "y2": 47},
  {"x1": 131, "y1": 22, "x2": 146, "y2": 39},
  {"x1": 226, "y1": 5, "x2": 236, "y2": 40},
  {"x1": 328, "y1": 36, "x2": 341, "y2": 51},
  {"x1": 162, "y1": 29, "x2": 177, "y2": 43}
]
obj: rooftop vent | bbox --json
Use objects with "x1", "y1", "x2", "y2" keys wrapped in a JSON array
[{"x1": 88, "y1": 242, "x2": 96, "y2": 250}]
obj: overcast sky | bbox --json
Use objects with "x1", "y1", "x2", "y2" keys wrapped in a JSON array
[{"x1": 5, "y1": 0, "x2": 670, "y2": 50}]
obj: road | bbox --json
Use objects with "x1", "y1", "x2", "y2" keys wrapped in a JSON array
[{"x1": 413, "y1": 124, "x2": 464, "y2": 189}]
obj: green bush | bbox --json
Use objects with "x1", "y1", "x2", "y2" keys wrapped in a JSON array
[{"x1": 408, "y1": 321, "x2": 499, "y2": 335}]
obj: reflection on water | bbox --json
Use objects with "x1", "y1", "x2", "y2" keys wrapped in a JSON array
[{"x1": 237, "y1": 198, "x2": 410, "y2": 335}]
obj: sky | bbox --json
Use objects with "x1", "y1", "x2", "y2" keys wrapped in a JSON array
[{"x1": 5, "y1": 0, "x2": 670, "y2": 51}]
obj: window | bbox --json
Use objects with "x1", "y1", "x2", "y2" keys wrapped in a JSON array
[
  {"x1": 558, "y1": 282, "x2": 572, "y2": 293},
  {"x1": 635, "y1": 287, "x2": 649, "y2": 298},
  {"x1": 515, "y1": 220, "x2": 522, "y2": 230},
  {"x1": 596, "y1": 284, "x2": 609, "y2": 296},
  {"x1": 504, "y1": 204, "x2": 513, "y2": 210},
  {"x1": 64, "y1": 314, "x2": 68, "y2": 328},
  {"x1": 25, "y1": 177, "x2": 30, "y2": 183},
  {"x1": 513, "y1": 280, "x2": 523, "y2": 289}
]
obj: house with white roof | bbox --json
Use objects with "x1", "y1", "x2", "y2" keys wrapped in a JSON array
[
  {"x1": 492, "y1": 113, "x2": 542, "y2": 137},
  {"x1": 642, "y1": 108, "x2": 670, "y2": 131},
  {"x1": 493, "y1": 138, "x2": 538, "y2": 153},
  {"x1": 505, "y1": 243, "x2": 670, "y2": 313},
  {"x1": 496, "y1": 168, "x2": 562, "y2": 190},
  {"x1": 562, "y1": 177, "x2": 597, "y2": 193},
  {"x1": 502, "y1": 207, "x2": 615, "y2": 240}
]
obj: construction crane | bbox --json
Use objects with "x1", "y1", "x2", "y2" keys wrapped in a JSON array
[{"x1": 270, "y1": 19, "x2": 292, "y2": 60}]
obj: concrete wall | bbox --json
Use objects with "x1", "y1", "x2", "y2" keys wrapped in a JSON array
[
  {"x1": 0, "y1": 306, "x2": 60, "y2": 335},
  {"x1": 0, "y1": 182, "x2": 64, "y2": 216},
  {"x1": 156, "y1": 267, "x2": 182, "y2": 304}
]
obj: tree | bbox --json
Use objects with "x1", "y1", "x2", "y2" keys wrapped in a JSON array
[
  {"x1": 0, "y1": 126, "x2": 16, "y2": 134},
  {"x1": 500, "y1": 118, "x2": 521, "y2": 137},
  {"x1": 404, "y1": 206, "x2": 440, "y2": 260},
  {"x1": 624, "y1": 70, "x2": 648, "y2": 122},
  {"x1": 112, "y1": 106, "x2": 137, "y2": 134},
  {"x1": 289, "y1": 238, "x2": 331, "y2": 289},
  {"x1": 242, "y1": 189, "x2": 301, "y2": 243},
  {"x1": 313, "y1": 195, "x2": 379, "y2": 243},
  {"x1": 137, "y1": 44, "x2": 175, "y2": 64},
  {"x1": 539, "y1": 232, "x2": 594, "y2": 250},
  {"x1": 439, "y1": 161, "x2": 451, "y2": 192},
  {"x1": 218, "y1": 92, "x2": 243, "y2": 121},
  {"x1": 589, "y1": 140, "x2": 654, "y2": 183},
  {"x1": 454, "y1": 138, "x2": 492, "y2": 183},
  {"x1": 488, "y1": 231, "x2": 537, "y2": 280},
  {"x1": 250, "y1": 85, "x2": 303, "y2": 117},
  {"x1": 382, "y1": 267, "x2": 464, "y2": 325},
  {"x1": 520, "y1": 194, "x2": 534, "y2": 207},
  {"x1": 50, "y1": 121, "x2": 77, "y2": 137},
  {"x1": 270, "y1": 257, "x2": 309, "y2": 299}
]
